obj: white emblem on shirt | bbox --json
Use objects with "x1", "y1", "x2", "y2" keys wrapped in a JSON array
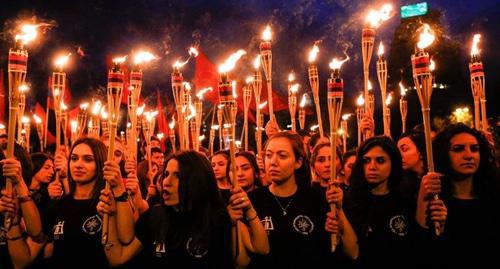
[
  {"x1": 82, "y1": 215, "x2": 102, "y2": 235},
  {"x1": 261, "y1": 216, "x2": 274, "y2": 233},
  {"x1": 389, "y1": 215, "x2": 408, "y2": 237},
  {"x1": 0, "y1": 229, "x2": 6, "y2": 246},
  {"x1": 154, "y1": 241, "x2": 166, "y2": 257},
  {"x1": 293, "y1": 215, "x2": 314, "y2": 235},
  {"x1": 53, "y1": 221, "x2": 65, "y2": 239},
  {"x1": 186, "y1": 237, "x2": 208, "y2": 258}
]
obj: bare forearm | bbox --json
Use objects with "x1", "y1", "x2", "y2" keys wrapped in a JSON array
[
  {"x1": 15, "y1": 182, "x2": 42, "y2": 237},
  {"x1": 116, "y1": 200, "x2": 135, "y2": 244},
  {"x1": 246, "y1": 209, "x2": 269, "y2": 255},
  {"x1": 339, "y1": 210, "x2": 359, "y2": 260}
]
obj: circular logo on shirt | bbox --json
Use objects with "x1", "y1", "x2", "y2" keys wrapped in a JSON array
[
  {"x1": 389, "y1": 215, "x2": 408, "y2": 237},
  {"x1": 82, "y1": 215, "x2": 102, "y2": 235},
  {"x1": 0, "y1": 229, "x2": 6, "y2": 246},
  {"x1": 293, "y1": 215, "x2": 314, "y2": 235},
  {"x1": 186, "y1": 237, "x2": 208, "y2": 258}
]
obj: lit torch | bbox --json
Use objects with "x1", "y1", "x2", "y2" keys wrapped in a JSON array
[
  {"x1": 307, "y1": 43, "x2": 324, "y2": 137},
  {"x1": 399, "y1": 82, "x2": 408, "y2": 134},
  {"x1": 52, "y1": 53, "x2": 71, "y2": 154},
  {"x1": 195, "y1": 87, "x2": 212, "y2": 151},
  {"x1": 259, "y1": 25, "x2": 275, "y2": 121},
  {"x1": 77, "y1": 102, "x2": 89, "y2": 140},
  {"x1": 21, "y1": 116, "x2": 30, "y2": 151},
  {"x1": 376, "y1": 41, "x2": 390, "y2": 136},
  {"x1": 341, "y1": 113, "x2": 352, "y2": 153},
  {"x1": 256, "y1": 101, "x2": 267, "y2": 154},
  {"x1": 356, "y1": 93, "x2": 365, "y2": 146},
  {"x1": 252, "y1": 55, "x2": 264, "y2": 154},
  {"x1": 288, "y1": 73, "x2": 299, "y2": 133},
  {"x1": 469, "y1": 34, "x2": 487, "y2": 131},
  {"x1": 243, "y1": 78, "x2": 253, "y2": 151},
  {"x1": 17, "y1": 84, "x2": 29, "y2": 142},
  {"x1": 169, "y1": 117, "x2": 176, "y2": 153},
  {"x1": 384, "y1": 92, "x2": 392, "y2": 137},
  {"x1": 411, "y1": 23, "x2": 442, "y2": 235},
  {"x1": 299, "y1": 94, "x2": 308, "y2": 130}
]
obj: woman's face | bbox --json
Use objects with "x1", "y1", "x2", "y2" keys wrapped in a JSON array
[
  {"x1": 162, "y1": 159, "x2": 180, "y2": 206},
  {"x1": 265, "y1": 137, "x2": 302, "y2": 185},
  {"x1": 362, "y1": 146, "x2": 392, "y2": 186},
  {"x1": 211, "y1": 154, "x2": 228, "y2": 181},
  {"x1": 70, "y1": 143, "x2": 97, "y2": 184},
  {"x1": 343, "y1": 155, "x2": 356, "y2": 183},
  {"x1": 313, "y1": 146, "x2": 341, "y2": 181},
  {"x1": 35, "y1": 159, "x2": 55, "y2": 184},
  {"x1": 230, "y1": 156, "x2": 256, "y2": 191},
  {"x1": 397, "y1": 137, "x2": 422, "y2": 173},
  {"x1": 449, "y1": 133, "x2": 480, "y2": 177}
]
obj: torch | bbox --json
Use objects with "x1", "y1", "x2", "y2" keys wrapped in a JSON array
[
  {"x1": 70, "y1": 120, "x2": 78, "y2": 146},
  {"x1": 52, "y1": 53, "x2": 70, "y2": 152},
  {"x1": 21, "y1": 116, "x2": 31, "y2": 151},
  {"x1": 217, "y1": 104, "x2": 224, "y2": 151},
  {"x1": 384, "y1": 92, "x2": 392, "y2": 137},
  {"x1": 399, "y1": 83, "x2": 408, "y2": 134},
  {"x1": 100, "y1": 107, "x2": 109, "y2": 135},
  {"x1": 327, "y1": 55, "x2": 349, "y2": 252},
  {"x1": 288, "y1": 73, "x2": 299, "y2": 133},
  {"x1": 411, "y1": 23, "x2": 441, "y2": 235},
  {"x1": 61, "y1": 102, "x2": 69, "y2": 149},
  {"x1": 299, "y1": 94, "x2": 307, "y2": 130},
  {"x1": 88, "y1": 100, "x2": 102, "y2": 138},
  {"x1": 33, "y1": 114, "x2": 44, "y2": 152},
  {"x1": 341, "y1": 113, "x2": 352, "y2": 153},
  {"x1": 365, "y1": 81, "x2": 375, "y2": 138},
  {"x1": 102, "y1": 55, "x2": 126, "y2": 246},
  {"x1": 469, "y1": 34, "x2": 487, "y2": 131},
  {"x1": 243, "y1": 79, "x2": 253, "y2": 151},
  {"x1": 195, "y1": 87, "x2": 212, "y2": 151},
  {"x1": 256, "y1": 101, "x2": 267, "y2": 155},
  {"x1": 169, "y1": 117, "x2": 176, "y2": 153},
  {"x1": 376, "y1": 42, "x2": 390, "y2": 136},
  {"x1": 252, "y1": 55, "x2": 263, "y2": 155},
  {"x1": 143, "y1": 111, "x2": 158, "y2": 177},
  {"x1": 182, "y1": 83, "x2": 193, "y2": 150},
  {"x1": 17, "y1": 84, "x2": 29, "y2": 142},
  {"x1": 76, "y1": 102, "x2": 89, "y2": 140},
  {"x1": 356, "y1": 93, "x2": 365, "y2": 146},
  {"x1": 307, "y1": 43, "x2": 324, "y2": 137},
  {"x1": 259, "y1": 25, "x2": 275, "y2": 121}
]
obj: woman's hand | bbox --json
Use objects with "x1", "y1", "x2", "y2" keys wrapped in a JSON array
[
  {"x1": 227, "y1": 188, "x2": 253, "y2": 225},
  {"x1": 326, "y1": 184, "x2": 343, "y2": 208},
  {"x1": 124, "y1": 157, "x2": 136, "y2": 175},
  {"x1": 103, "y1": 161, "x2": 125, "y2": 196},
  {"x1": 125, "y1": 173, "x2": 140, "y2": 196},
  {"x1": 428, "y1": 199, "x2": 447, "y2": 234},
  {"x1": 360, "y1": 116, "x2": 374, "y2": 136},
  {"x1": 0, "y1": 189, "x2": 18, "y2": 215},
  {"x1": 48, "y1": 179, "x2": 64, "y2": 200},
  {"x1": 421, "y1": 172, "x2": 442, "y2": 200},
  {"x1": 97, "y1": 189, "x2": 116, "y2": 216},
  {"x1": 54, "y1": 149, "x2": 68, "y2": 178},
  {"x1": 1, "y1": 158, "x2": 23, "y2": 185},
  {"x1": 325, "y1": 211, "x2": 342, "y2": 234}
]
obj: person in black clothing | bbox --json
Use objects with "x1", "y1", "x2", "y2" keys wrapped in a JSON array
[
  {"x1": 211, "y1": 150, "x2": 231, "y2": 203},
  {"x1": 99, "y1": 150, "x2": 233, "y2": 269},
  {"x1": 416, "y1": 124, "x2": 499, "y2": 267},
  {"x1": 397, "y1": 130, "x2": 427, "y2": 202},
  {"x1": 340, "y1": 149, "x2": 357, "y2": 189},
  {"x1": 226, "y1": 151, "x2": 262, "y2": 193},
  {"x1": 29, "y1": 153, "x2": 54, "y2": 211},
  {"x1": 310, "y1": 142, "x2": 343, "y2": 196},
  {"x1": 343, "y1": 136, "x2": 446, "y2": 269}
]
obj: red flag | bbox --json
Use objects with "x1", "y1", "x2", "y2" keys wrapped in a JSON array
[
  {"x1": 34, "y1": 102, "x2": 56, "y2": 145},
  {"x1": 156, "y1": 89, "x2": 169, "y2": 135},
  {"x1": 0, "y1": 69, "x2": 5, "y2": 122}
]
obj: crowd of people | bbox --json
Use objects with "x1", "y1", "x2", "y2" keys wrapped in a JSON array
[{"x1": 0, "y1": 116, "x2": 498, "y2": 269}]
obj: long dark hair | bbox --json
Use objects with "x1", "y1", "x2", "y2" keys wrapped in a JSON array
[
  {"x1": 225, "y1": 151, "x2": 263, "y2": 189},
  {"x1": 433, "y1": 123, "x2": 498, "y2": 200},
  {"x1": 68, "y1": 137, "x2": 107, "y2": 203},
  {"x1": 156, "y1": 150, "x2": 227, "y2": 250},
  {"x1": 398, "y1": 129, "x2": 427, "y2": 174},
  {"x1": 264, "y1": 131, "x2": 311, "y2": 190},
  {"x1": 349, "y1": 136, "x2": 403, "y2": 197}
]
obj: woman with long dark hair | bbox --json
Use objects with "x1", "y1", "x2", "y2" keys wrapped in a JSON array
[
  {"x1": 397, "y1": 130, "x2": 427, "y2": 201},
  {"x1": 344, "y1": 136, "x2": 446, "y2": 268},
  {"x1": 416, "y1": 124, "x2": 499, "y2": 267},
  {"x1": 99, "y1": 150, "x2": 233, "y2": 268},
  {"x1": 211, "y1": 150, "x2": 231, "y2": 203}
]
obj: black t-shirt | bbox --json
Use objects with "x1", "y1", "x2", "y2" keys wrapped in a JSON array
[
  {"x1": 134, "y1": 205, "x2": 233, "y2": 269},
  {"x1": 344, "y1": 191, "x2": 416, "y2": 269},
  {"x1": 219, "y1": 188, "x2": 232, "y2": 205},
  {"x1": 0, "y1": 215, "x2": 14, "y2": 269},
  {"x1": 248, "y1": 186, "x2": 330, "y2": 269},
  {"x1": 43, "y1": 197, "x2": 109, "y2": 269}
]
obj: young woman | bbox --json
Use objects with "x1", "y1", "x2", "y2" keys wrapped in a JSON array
[
  {"x1": 310, "y1": 142, "x2": 343, "y2": 196},
  {"x1": 226, "y1": 151, "x2": 262, "y2": 193},
  {"x1": 211, "y1": 150, "x2": 231, "y2": 203},
  {"x1": 341, "y1": 149, "x2": 356, "y2": 189},
  {"x1": 99, "y1": 150, "x2": 233, "y2": 268},
  {"x1": 417, "y1": 124, "x2": 499, "y2": 267},
  {"x1": 247, "y1": 132, "x2": 334, "y2": 268},
  {"x1": 397, "y1": 130, "x2": 427, "y2": 201},
  {"x1": 344, "y1": 136, "x2": 446, "y2": 268},
  {"x1": 29, "y1": 153, "x2": 54, "y2": 212}
]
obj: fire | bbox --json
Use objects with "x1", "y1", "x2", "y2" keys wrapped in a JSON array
[
  {"x1": 368, "y1": 80, "x2": 373, "y2": 91},
  {"x1": 145, "y1": 110, "x2": 159, "y2": 122},
  {"x1": 337, "y1": 129, "x2": 345, "y2": 135},
  {"x1": 385, "y1": 92, "x2": 393, "y2": 106},
  {"x1": 71, "y1": 120, "x2": 78, "y2": 132},
  {"x1": 169, "y1": 117, "x2": 176, "y2": 129},
  {"x1": 199, "y1": 135, "x2": 206, "y2": 141},
  {"x1": 342, "y1": 113, "x2": 353, "y2": 121},
  {"x1": 417, "y1": 24, "x2": 435, "y2": 50},
  {"x1": 262, "y1": 25, "x2": 272, "y2": 41},
  {"x1": 60, "y1": 102, "x2": 68, "y2": 111},
  {"x1": 100, "y1": 108, "x2": 108, "y2": 120},
  {"x1": 211, "y1": 124, "x2": 219, "y2": 130},
  {"x1": 329, "y1": 55, "x2": 350, "y2": 70},
  {"x1": 189, "y1": 46, "x2": 199, "y2": 57},
  {"x1": 173, "y1": 59, "x2": 189, "y2": 69},
  {"x1": 366, "y1": 4, "x2": 394, "y2": 28},
  {"x1": 310, "y1": 124, "x2": 319, "y2": 131},
  {"x1": 133, "y1": 51, "x2": 157, "y2": 65},
  {"x1": 356, "y1": 94, "x2": 365, "y2": 107},
  {"x1": 80, "y1": 102, "x2": 89, "y2": 110},
  {"x1": 399, "y1": 82, "x2": 406, "y2": 96},
  {"x1": 218, "y1": 49, "x2": 247, "y2": 73},
  {"x1": 157, "y1": 133, "x2": 165, "y2": 140},
  {"x1": 253, "y1": 55, "x2": 261, "y2": 69},
  {"x1": 112, "y1": 56, "x2": 127, "y2": 64},
  {"x1": 377, "y1": 42, "x2": 385, "y2": 56},
  {"x1": 183, "y1": 82, "x2": 192, "y2": 91},
  {"x1": 21, "y1": 116, "x2": 30, "y2": 124},
  {"x1": 299, "y1": 94, "x2": 308, "y2": 108},
  {"x1": 53, "y1": 89, "x2": 61, "y2": 97},
  {"x1": 187, "y1": 105, "x2": 196, "y2": 121},
  {"x1": 136, "y1": 104, "x2": 146, "y2": 116},
  {"x1": 288, "y1": 72, "x2": 296, "y2": 82},
  {"x1": 232, "y1": 81, "x2": 238, "y2": 98},
  {"x1": 471, "y1": 34, "x2": 481, "y2": 56},
  {"x1": 15, "y1": 24, "x2": 39, "y2": 45},
  {"x1": 33, "y1": 114, "x2": 42, "y2": 124},
  {"x1": 196, "y1": 87, "x2": 213, "y2": 100},
  {"x1": 19, "y1": 84, "x2": 29, "y2": 93},
  {"x1": 258, "y1": 101, "x2": 268, "y2": 110},
  {"x1": 308, "y1": 44, "x2": 320, "y2": 63},
  {"x1": 429, "y1": 59, "x2": 436, "y2": 71},
  {"x1": 245, "y1": 76, "x2": 254, "y2": 84},
  {"x1": 55, "y1": 53, "x2": 72, "y2": 69},
  {"x1": 91, "y1": 101, "x2": 102, "y2": 115},
  {"x1": 290, "y1": 84, "x2": 300, "y2": 94}
]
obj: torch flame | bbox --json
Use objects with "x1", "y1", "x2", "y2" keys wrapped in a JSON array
[
  {"x1": 33, "y1": 114, "x2": 42, "y2": 124},
  {"x1": 342, "y1": 113, "x2": 353, "y2": 121},
  {"x1": 366, "y1": 4, "x2": 394, "y2": 28},
  {"x1": 399, "y1": 82, "x2": 406, "y2": 96},
  {"x1": 91, "y1": 101, "x2": 102, "y2": 115},
  {"x1": 173, "y1": 59, "x2": 189, "y2": 69},
  {"x1": 290, "y1": 84, "x2": 300, "y2": 94},
  {"x1": 133, "y1": 51, "x2": 157, "y2": 65},
  {"x1": 262, "y1": 25, "x2": 272, "y2": 41},
  {"x1": 368, "y1": 80, "x2": 373, "y2": 91},
  {"x1": 211, "y1": 124, "x2": 219, "y2": 130},
  {"x1": 196, "y1": 87, "x2": 213, "y2": 100},
  {"x1": 288, "y1": 72, "x2": 295, "y2": 82},
  {"x1": 19, "y1": 84, "x2": 29, "y2": 93},
  {"x1": 245, "y1": 76, "x2": 254, "y2": 84},
  {"x1": 258, "y1": 101, "x2": 268, "y2": 110},
  {"x1": 199, "y1": 135, "x2": 206, "y2": 141},
  {"x1": 100, "y1": 108, "x2": 108, "y2": 120},
  {"x1": 21, "y1": 116, "x2": 30, "y2": 124},
  {"x1": 137, "y1": 104, "x2": 146, "y2": 116},
  {"x1": 183, "y1": 82, "x2": 192, "y2": 91},
  {"x1": 356, "y1": 94, "x2": 365, "y2": 107},
  {"x1": 112, "y1": 56, "x2": 127, "y2": 64},
  {"x1": 253, "y1": 55, "x2": 261, "y2": 69},
  {"x1": 71, "y1": 120, "x2": 78, "y2": 132},
  {"x1": 385, "y1": 92, "x2": 393, "y2": 106},
  {"x1": 329, "y1": 55, "x2": 350, "y2": 70},
  {"x1": 471, "y1": 34, "x2": 481, "y2": 57},
  {"x1": 299, "y1": 94, "x2": 308, "y2": 108},
  {"x1": 377, "y1": 42, "x2": 385, "y2": 56},
  {"x1": 15, "y1": 24, "x2": 39, "y2": 45},
  {"x1": 218, "y1": 49, "x2": 247, "y2": 73},
  {"x1": 169, "y1": 117, "x2": 176, "y2": 129},
  {"x1": 145, "y1": 111, "x2": 158, "y2": 122},
  {"x1": 232, "y1": 81, "x2": 238, "y2": 98},
  {"x1": 55, "y1": 53, "x2": 72, "y2": 69},
  {"x1": 310, "y1": 124, "x2": 319, "y2": 131},
  {"x1": 417, "y1": 24, "x2": 435, "y2": 50},
  {"x1": 60, "y1": 102, "x2": 68, "y2": 111},
  {"x1": 0, "y1": 124, "x2": 5, "y2": 130},
  {"x1": 157, "y1": 133, "x2": 165, "y2": 140},
  {"x1": 308, "y1": 44, "x2": 320, "y2": 63},
  {"x1": 429, "y1": 59, "x2": 436, "y2": 71},
  {"x1": 80, "y1": 102, "x2": 89, "y2": 110},
  {"x1": 189, "y1": 47, "x2": 199, "y2": 57}
]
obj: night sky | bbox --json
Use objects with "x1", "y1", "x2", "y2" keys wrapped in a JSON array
[{"x1": 1, "y1": 0, "x2": 498, "y2": 135}]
